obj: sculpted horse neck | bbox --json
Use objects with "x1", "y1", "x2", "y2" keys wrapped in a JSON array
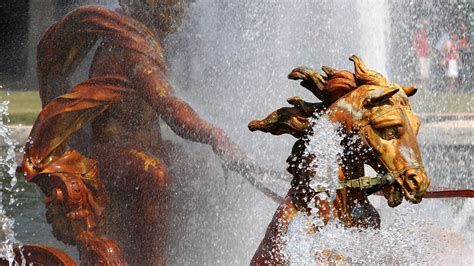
[{"x1": 249, "y1": 55, "x2": 430, "y2": 264}]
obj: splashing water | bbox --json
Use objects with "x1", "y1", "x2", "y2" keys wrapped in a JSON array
[
  {"x1": 303, "y1": 116, "x2": 344, "y2": 197},
  {"x1": 282, "y1": 208, "x2": 325, "y2": 266},
  {"x1": 0, "y1": 92, "x2": 20, "y2": 263},
  {"x1": 3, "y1": 0, "x2": 470, "y2": 264},
  {"x1": 284, "y1": 207, "x2": 440, "y2": 264},
  {"x1": 282, "y1": 116, "x2": 343, "y2": 264},
  {"x1": 281, "y1": 116, "x2": 440, "y2": 265}
]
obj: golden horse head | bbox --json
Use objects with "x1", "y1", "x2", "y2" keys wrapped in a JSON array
[{"x1": 249, "y1": 55, "x2": 429, "y2": 207}]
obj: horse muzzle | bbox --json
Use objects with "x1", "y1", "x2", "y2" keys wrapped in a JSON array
[{"x1": 399, "y1": 168, "x2": 430, "y2": 203}]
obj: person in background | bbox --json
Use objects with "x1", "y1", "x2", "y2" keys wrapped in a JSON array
[
  {"x1": 442, "y1": 32, "x2": 461, "y2": 91},
  {"x1": 413, "y1": 20, "x2": 432, "y2": 90},
  {"x1": 458, "y1": 21, "x2": 471, "y2": 91}
]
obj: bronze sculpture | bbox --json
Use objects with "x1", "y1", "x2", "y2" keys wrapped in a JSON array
[
  {"x1": 0, "y1": 245, "x2": 77, "y2": 265},
  {"x1": 249, "y1": 55, "x2": 430, "y2": 264},
  {"x1": 21, "y1": 2, "x2": 255, "y2": 265},
  {"x1": 4, "y1": 2, "x2": 472, "y2": 263}
]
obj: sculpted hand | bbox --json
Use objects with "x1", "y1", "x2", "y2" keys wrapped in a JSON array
[
  {"x1": 210, "y1": 128, "x2": 290, "y2": 180},
  {"x1": 210, "y1": 129, "x2": 247, "y2": 171},
  {"x1": 209, "y1": 129, "x2": 288, "y2": 204}
]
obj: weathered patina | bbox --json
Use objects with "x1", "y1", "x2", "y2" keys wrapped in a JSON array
[
  {"x1": 249, "y1": 55, "x2": 430, "y2": 264},
  {"x1": 22, "y1": 3, "x2": 247, "y2": 265}
]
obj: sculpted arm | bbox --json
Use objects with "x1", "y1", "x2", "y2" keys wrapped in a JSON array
[
  {"x1": 129, "y1": 59, "x2": 284, "y2": 201},
  {"x1": 133, "y1": 65, "x2": 240, "y2": 158}
]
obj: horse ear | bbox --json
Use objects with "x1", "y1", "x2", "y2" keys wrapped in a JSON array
[
  {"x1": 364, "y1": 87, "x2": 399, "y2": 107},
  {"x1": 349, "y1": 55, "x2": 389, "y2": 86},
  {"x1": 402, "y1": 85, "x2": 417, "y2": 97}
]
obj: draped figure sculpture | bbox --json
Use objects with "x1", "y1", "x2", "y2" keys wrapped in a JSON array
[{"x1": 21, "y1": 2, "x2": 251, "y2": 265}]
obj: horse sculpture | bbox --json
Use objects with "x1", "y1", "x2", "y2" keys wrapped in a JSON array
[{"x1": 249, "y1": 55, "x2": 430, "y2": 264}]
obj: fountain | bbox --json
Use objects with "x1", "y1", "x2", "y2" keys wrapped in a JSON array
[
  {"x1": 166, "y1": 2, "x2": 472, "y2": 263},
  {"x1": 0, "y1": 93, "x2": 20, "y2": 264},
  {"x1": 0, "y1": 0, "x2": 472, "y2": 264}
]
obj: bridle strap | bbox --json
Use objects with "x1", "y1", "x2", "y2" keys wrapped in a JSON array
[{"x1": 309, "y1": 174, "x2": 394, "y2": 194}]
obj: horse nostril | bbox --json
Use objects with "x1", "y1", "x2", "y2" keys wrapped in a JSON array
[{"x1": 407, "y1": 173, "x2": 420, "y2": 191}]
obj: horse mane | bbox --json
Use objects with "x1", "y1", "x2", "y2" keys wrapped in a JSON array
[
  {"x1": 288, "y1": 55, "x2": 389, "y2": 105},
  {"x1": 248, "y1": 55, "x2": 390, "y2": 137}
]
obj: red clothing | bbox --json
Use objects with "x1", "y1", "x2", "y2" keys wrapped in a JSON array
[
  {"x1": 459, "y1": 36, "x2": 469, "y2": 49},
  {"x1": 444, "y1": 39, "x2": 459, "y2": 61},
  {"x1": 414, "y1": 29, "x2": 430, "y2": 58}
]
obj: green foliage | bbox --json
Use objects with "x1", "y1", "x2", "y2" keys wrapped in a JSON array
[{"x1": 0, "y1": 91, "x2": 41, "y2": 125}]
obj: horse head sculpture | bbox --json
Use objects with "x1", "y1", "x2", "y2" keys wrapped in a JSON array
[
  {"x1": 325, "y1": 56, "x2": 429, "y2": 207},
  {"x1": 250, "y1": 55, "x2": 429, "y2": 209},
  {"x1": 249, "y1": 55, "x2": 430, "y2": 263}
]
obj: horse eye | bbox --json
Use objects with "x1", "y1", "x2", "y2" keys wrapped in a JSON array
[{"x1": 379, "y1": 126, "x2": 400, "y2": 140}]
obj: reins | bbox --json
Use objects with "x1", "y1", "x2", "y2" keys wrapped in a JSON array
[
  {"x1": 249, "y1": 171, "x2": 474, "y2": 204},
  {"x1": 309, "y1": 174, "x2": 394, "y2": 193},
  {"x1": 374, "y1": 188, "x2": 474, "y2": 198},
  {"x1": 300, "y1": 173, "x2": 474, "y2": 199}
]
